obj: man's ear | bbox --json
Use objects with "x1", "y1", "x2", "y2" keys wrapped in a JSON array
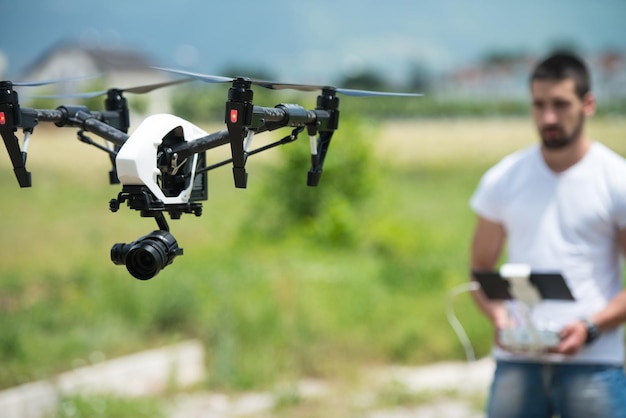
[{"x1": 583, "y1": 92, "x2": 596, "y2": 117}]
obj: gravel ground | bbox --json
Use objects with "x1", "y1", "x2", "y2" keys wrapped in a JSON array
[
  {"x1": 167, "y1": 357, "x2": 494, "y2": 418},
  {"x1": 0, "y1": 341, "x2": 494, "y2": 418}
]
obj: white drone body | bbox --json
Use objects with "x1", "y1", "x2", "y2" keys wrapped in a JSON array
[{"x1": 115, "y1": 114, "x2": 209, "y2": 205}]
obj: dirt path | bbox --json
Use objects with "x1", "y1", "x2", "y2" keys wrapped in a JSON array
[{"x1": 168, "y1": 357, "x2": 494, "y2": 417}]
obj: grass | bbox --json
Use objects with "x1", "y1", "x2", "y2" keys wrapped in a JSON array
[
  {"x1": 52, "y1": 394, "x2": 166, "y2": 418},
  {"x1": 1, "y1": 116, "x2": 625, "y2": 401}
]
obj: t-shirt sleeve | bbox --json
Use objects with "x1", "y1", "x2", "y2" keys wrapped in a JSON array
[
  {"x1": 596, "y1": 144, "x2": 626, "y2": 230},
  {"x1": 613, "y1": 193, "x2": 626, "y2": 230},
  {"x1": 470, "y1": 164, "x2": 505, "y2": 223},
  {"x1": 610, "y1": 164, "x2": 626, "y2": 230}
]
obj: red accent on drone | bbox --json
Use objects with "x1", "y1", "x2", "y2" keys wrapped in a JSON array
[
  {"x1": 0, "y1": 111, "x2": 5, "y2": 125},
  {"x1": 230, "y1": 109, "x2": 238, "y2": 123}
]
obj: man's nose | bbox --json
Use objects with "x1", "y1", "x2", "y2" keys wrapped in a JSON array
[{"x1": 541, "y1": 107, "x2": 558, "y2": 124}]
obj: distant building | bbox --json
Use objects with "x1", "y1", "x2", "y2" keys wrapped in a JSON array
[
  {"x1": 17, "y1": 41, "x2": 179, "y2": 118},
  {"x1": 593, "y1": 51, "x2": 626, "y2": 101},
  {"x1": 436, "y1": 50, "x2": 626, "y2": 103}
]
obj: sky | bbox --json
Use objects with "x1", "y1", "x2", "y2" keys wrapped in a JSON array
[{"x1": 1, "y1": 0, "x2": 625, "y2": 85}]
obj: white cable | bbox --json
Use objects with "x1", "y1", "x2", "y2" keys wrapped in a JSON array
[
  {"x1": 22, "y1": 131, "x2": 31, "y2": 153},
  {"x1": 309, "y1": 135, "x2": 318, "y2": 155},
  {"x1": 445, "y1": 281, "x2": 480, "y2": 362},
  {"x1": 244, "y1": 130, "x2": 254, "y2": 153}
]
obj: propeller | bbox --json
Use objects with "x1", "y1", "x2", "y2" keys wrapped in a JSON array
[
  {"x1": 151, "y1": 67, "x2": 423, "y2": 97},
  {"x1": 30, "y1": 78, "x2": 191, "y2": 99},
  {"x1": 11, "y1": 74, "x2": 102, "y2": 87}
]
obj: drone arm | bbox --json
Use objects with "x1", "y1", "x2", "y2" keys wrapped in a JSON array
[
  {"x1": 167, "y1": 107, "x2": 308, "y2": 179},
  {"x1": 169, "y1": 128, "x2": 231, "y2": 160},
  {"x1": 171, "y1": 102, "x2": 337, "y2": 187},
  {"x1": 244, "y1": 104, "x2": 338, "y2": 187},
  {"x1": 254, "y1": 104, "x2": 316, "y2": 131},
  {"x1": 41, "y1": 107, "x2": 129, "y2": 146},
  {"x1": 17, "y1": 106, "x2": 129, "y2": 147},
  {"x1": 78, "y1": 112, "x2": 129, "y2": 146}
]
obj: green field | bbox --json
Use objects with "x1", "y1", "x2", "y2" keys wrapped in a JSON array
[{"x1": 1, "y1": 116, "x2": 625, "y2": 397}]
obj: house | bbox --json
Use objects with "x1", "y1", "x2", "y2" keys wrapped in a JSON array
[
  {"x1": 436, "y1": 50, "x2": 626, "y2": 103},
  {"x1": 16, "y1": 41, "x2": 179, "y2": 118}
]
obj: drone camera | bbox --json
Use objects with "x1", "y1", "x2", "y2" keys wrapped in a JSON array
[{"x1": 111, "y1": 230, "x2": 183, "y2": 280}]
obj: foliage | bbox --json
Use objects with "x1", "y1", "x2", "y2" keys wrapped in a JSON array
[
  {"x1": 244, "y1": 115, "x2": 379, "y2": 245},
  {"x1": 53, "y1": 395, "x2": 165, "y2": 418},
  {"x1": 170, "y1": 84, "x2": 228, "y2": 123},
  {"x1": 338, "y1": 70, "x2": 389, "y2": 91}
]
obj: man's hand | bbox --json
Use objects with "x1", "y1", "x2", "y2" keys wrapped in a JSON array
[
  {"x1": 555, "y1": 320, "x2": 588, "y2": 355},
  {"x1": 491, "y1": 304, "x2": 514, "y2": 349}
]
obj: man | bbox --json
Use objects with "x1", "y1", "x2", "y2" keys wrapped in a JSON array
[{"x1": 469, "y1": 52, "x2": 626, "y2": 417}]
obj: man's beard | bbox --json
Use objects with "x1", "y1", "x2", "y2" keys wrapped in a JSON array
[{"x1": 540, "y1": 111, "x2": 585, "y2": 150}]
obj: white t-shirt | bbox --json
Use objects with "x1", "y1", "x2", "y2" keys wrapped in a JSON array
[{"x1": 470, "y1": 141, "x2": 626, "y2": 364}]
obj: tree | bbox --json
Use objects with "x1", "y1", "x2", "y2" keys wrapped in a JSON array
[
  {"x1": 337, "y1": 69, "x2": 389, "y2": 91},
  {"x1": 244, "y1": 115, "x2": 380, "y2": 245}
]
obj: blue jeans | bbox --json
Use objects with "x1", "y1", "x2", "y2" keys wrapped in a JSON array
[{"x1": 487, "y1": 360, "x2": 626, "y2": 418}]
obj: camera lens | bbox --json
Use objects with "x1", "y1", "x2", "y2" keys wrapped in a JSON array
[
  {"x1": 110, "y1": 243, "x2": 130, "y2": 266},
  {"x1": 126, "y1": 242, "x2": 167, "y2": 280},
  {"x1": 110, "y1": 230, "x2": 183, "y2": 280}
]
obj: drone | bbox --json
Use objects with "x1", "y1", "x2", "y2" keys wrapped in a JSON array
[{"x1": 0, "y1": 68, "x2": 421, "y2": 280}]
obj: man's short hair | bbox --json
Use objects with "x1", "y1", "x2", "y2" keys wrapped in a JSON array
[{"x1": 530, "y1": 52, "x2": 591, "y2": 99}]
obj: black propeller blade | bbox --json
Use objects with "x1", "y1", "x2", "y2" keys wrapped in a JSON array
[
  {"x1": 30, "y1": 78, "x2": 191, "y2": 99},
  {"x1": 151, "y1": 67, "x2": 235, "y2": 84},
  {"x1": 11, "y1": 74, "x2": 102, "y2": 87},
  {"x1": 121, "y1": 78, "x2": 191, "y2": 94},
  {"x1": 151, "y1": 67, "x2": 423, "y2": 97}
]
